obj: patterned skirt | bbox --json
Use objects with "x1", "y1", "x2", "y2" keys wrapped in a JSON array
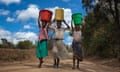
[
  {"x1": 52, "y1": 40, "x2": 69, "y2": 59},
  {"x1": 72, "y1": 40, "x2": 83, "y2": 61}
]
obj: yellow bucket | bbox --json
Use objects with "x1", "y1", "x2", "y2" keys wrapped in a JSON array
[{"x1": 55, "y1": 9, "x2": 64, "y2": 21}]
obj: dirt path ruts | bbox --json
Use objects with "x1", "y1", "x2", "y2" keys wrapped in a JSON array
[{"x1": 0, "y1": 58, "x2": 119, "y2": 72}]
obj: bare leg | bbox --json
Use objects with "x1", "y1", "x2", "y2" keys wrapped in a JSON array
[
  {"x1": 56, "y1": 58, "x2": 60, "y2": 68},
  {"x1": 54, "y1": 58, "x2": 57, "y2": 65},
  {"x1": 72, "y1": 56, "x2": 75, "y2": 69},
  {"x1": 53, "y1": 57, "x2": 59, "y2": 68},
  {"x1": 53, "y1": 58, "x2": 57, "y2": 67},
  {"x1": 77, "y1": 59, "x2": 80, "y2": 69},
  {"x1": 38, "y1": 58, "x2": 43, "y2": 68}
]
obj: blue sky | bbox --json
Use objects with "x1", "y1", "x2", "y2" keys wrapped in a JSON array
[{"x1": 0, "y1": 0, "x2": 86, "y2": 45}]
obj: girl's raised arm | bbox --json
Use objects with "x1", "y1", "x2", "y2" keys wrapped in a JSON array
[
  {"x1": 63, "y1": 20, "x2": 70, "y2": 30},
  {"x1": 38, "y1": 18, "x2": 42, "y2": 29},
  {"x1": 71, "y1": 21, "x2": 74, "y2": 32}
]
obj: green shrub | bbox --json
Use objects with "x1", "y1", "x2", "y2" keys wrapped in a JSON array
[{"x1": 17, "y1": 40, "x2": 33, "y2": 49}]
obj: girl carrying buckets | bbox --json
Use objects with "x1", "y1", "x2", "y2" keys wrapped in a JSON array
[
  {"x1": 71, "y1": 13, "x2": 85, "y2": 69},
  {"x1": 36, "y1": 9, "x2": 52, "y2": 68},
  {"x1": 49, "y1": 8, "x2": 70, "y2": 68}
]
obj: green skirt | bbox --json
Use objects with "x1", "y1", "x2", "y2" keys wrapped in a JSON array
[{"x1": 36, "y1": 40, "x2": 48, "y2": 58}]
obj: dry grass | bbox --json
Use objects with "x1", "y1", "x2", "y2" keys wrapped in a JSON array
[
  {"x1": 0, "y1": 48, "x2": 36, "y2": 62},
  {"x1": 0, "y1": 48, "x2": 119, "y2": 69}
]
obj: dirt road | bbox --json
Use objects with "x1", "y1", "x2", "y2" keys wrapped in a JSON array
[{"x1": 0, "y1": 57, "x2": 119, "y2": 72}]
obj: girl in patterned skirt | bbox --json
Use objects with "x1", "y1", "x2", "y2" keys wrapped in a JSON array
[
  {"x1": 71, "y1": 23, "x2": 85, "y2": 69},
  {"x1": 49, "y1": 20, "x2": 70, "y2": 68}
]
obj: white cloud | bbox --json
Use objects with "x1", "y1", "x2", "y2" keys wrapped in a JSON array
[
  {"x1": 29, "y1": 4, "x2": 38, "y2": 8},
  {"x1": 16, "y1": 4, "x2": 39, "y2": 21},
  {"x1": 95, "y1": 0, "x2": 99, "y2": 4},
  {"x1": 66, "y1": 42, "x2": 72, "y2": 46},
  {"x1": 24, "y1": 25, "x2": 31, "y2": 29},
  {"x1": 0, "y1": 28, "x2": 12, "y2": 43},
  {"x1": 63, "y1": 31, "x2": 73, "y2": 46},
  {"x1": 0, "y1": 9, "x2": 10, "y2": 15},
  {"x1": 62, "y1": 0, "x2": 70, "y2": 2},
  {"x1": 6, "y1": 17, "x2": 15, "y2": 22},
  {"x1": 64, "y1": 8, "x2": 72, "y2": 27},
  {"x1": 0, "y1": 0, "x2": 21, "y2": 5},
  {"x1": 0, "y1": 28, "x2": 37, "y2": 45},
  {"x1": 64, "y1": 36, "x2": 73, "y2": 45},
  {"x1": 66, "y1": 36, "x2": 73, "y2": 41},
  {"x1": 15, "y1": 6, "x2": 72, "y2": 26},
  {"x1": 13, "y1": 32, "x2": 37, "y2": 44}
]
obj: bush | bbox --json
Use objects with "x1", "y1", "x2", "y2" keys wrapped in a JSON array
[
  {"x1": 17, "y1": 40, "x2": 33, "y2": 49},
  {"x1": 82, "y1": 12, "x2": 115, "y2": 58}
]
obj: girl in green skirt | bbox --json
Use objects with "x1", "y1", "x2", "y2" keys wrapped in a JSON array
[{"x1": 36, "y1": 20, "x2": 49, "y2": 68}]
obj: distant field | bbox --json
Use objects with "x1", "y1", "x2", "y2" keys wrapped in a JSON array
[{"x1": 0, "y1": 48, "x2": 36, "y2": 62}]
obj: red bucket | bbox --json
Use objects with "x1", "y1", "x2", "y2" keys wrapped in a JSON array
[{"x1": 39, "y1": 10, "x2": 52, "y2": 22}]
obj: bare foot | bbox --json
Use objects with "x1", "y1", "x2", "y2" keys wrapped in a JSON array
[
  {"x1": 72, "y1": 67, "x2": 75, "y2": 69},
  {"x1": 38, "y1": 61, "x2": 43, "y2": 68},
  {"x1": 38, "y1": 64, "x2": 41, "y2": 68},
  {"x1": 77, "y1": 66, "x2": 80, "y2": 70}
]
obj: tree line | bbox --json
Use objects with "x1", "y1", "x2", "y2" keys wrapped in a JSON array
[
  {"x1": 81, "y1": 0, "x2": 120, "y2": 60},
  {"x1": 0, "y1": 38, "x2": 35, "y2": 49}
]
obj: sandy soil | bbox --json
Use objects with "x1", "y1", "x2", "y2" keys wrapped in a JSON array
[{"x1": 0, "y1": 56, "x2": 120, "y2": 72}]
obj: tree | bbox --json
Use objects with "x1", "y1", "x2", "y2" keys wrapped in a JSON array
[
  {"x1": 1, "y1": 38, "x2": 14, "y2": 48},
  {"x1": 1, "y1": 38, "x2": 8, "y2": 48},
  {"x1": 81, "y1": 0, "x2": 120, "y2": 59},
  {"x1": 17, "y1": 40, "x2": 33, "y2": 49},
  {"x1": 82, "y1": 0, "x2": 94, "y2": 12},
  {"x1": 82, "y1": 0, "x2": 119, "y2": 26}
]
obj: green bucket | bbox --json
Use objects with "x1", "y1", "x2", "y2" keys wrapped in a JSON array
[{"x1": 72, "y1": 13, "x2": 82, "y2": 25}]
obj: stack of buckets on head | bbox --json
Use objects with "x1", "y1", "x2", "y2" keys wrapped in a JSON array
[
  {"x1": 72, "y1": 13, "x2": 82, "y2": 26},
  {"x1": 39, "y1": 8, "x2": 82, "y2": 26},
  {"x1": 39, "y1": 9, "x2": 52, "y2": 22},
  {"x1": 54, "y1": 8, "x2": 64, "y2": 21},
  {"x1": 54, "y1": 8, "x2": 82, "y2": 26}
]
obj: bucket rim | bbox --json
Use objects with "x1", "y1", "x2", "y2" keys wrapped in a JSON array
[
  {"x1": 55, "y1": 8, "x2": 64, "y2": 10},
  {"x1": 72, "y1": 13, "x2": 82, "y2": 16},
  {"x1": 40, "y1": 9, "x2": 52, "y2": 14}
]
